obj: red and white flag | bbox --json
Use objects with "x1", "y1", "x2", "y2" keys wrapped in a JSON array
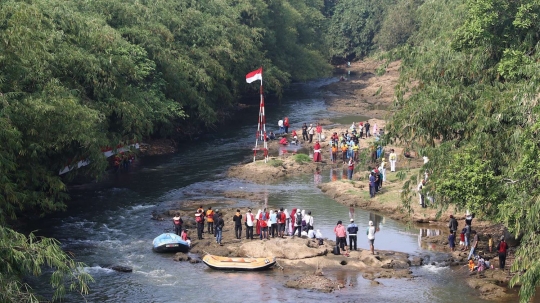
[{"x1": 246, "y1": 67, "x2": 262, "y2": 83}]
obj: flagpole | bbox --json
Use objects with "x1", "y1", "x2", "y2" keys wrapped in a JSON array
[{"x1": 248, "y1": 67, "x2": 264, "y2": 163}]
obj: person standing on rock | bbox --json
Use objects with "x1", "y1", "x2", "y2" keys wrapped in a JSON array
[
  {"x1": 277, "y1": 208, "x2": 286, "y2": 238},
  {"x1": 302, "y1": 123, "x2": 308, "y2": 142},
  {"x1": 365, "y1": 121, "x2": 371, "y2": 137},
  {"x1": 173, "y1": 213, "x2": 183, "y2": 236},
  {"x1": 269, "y1": 210, "x2": 277, "y2": 238},
  {"x1": 290, "y1": 208, "x2": 297, "y2": 236},
  {"x1": 334, "y1": 220, "x2": 348, "y2": 255},
  {"x1": 304, "y1": 211, "x2": 314, "y2": 232},
  {"x1": 206, "y1": 207, "x2": 215, "y2": 234},
  {"x1": 215, "y1": 213, "x2": 225, "y2": 246},
  {"x1": 284, "y1": 209, "x2": 291, "y2": 236},
  {"x1": 197, "y1": 205, "x2": 206, "y2": 234},
  {"x1": 448, "y1": 232, "x2": 456, "y2": 252},
  {"x1": 283, "y1": 117, "x2": 290, "y2": 134},
  {"x1": 245, "y1": 209, "x2": 254, "y2": 240},
  {"x1": 195, "y1": 209, "x2": 204, "y2": 240},
  {"x1": 259, "y1": 208, "x2": 269, "y2": 240},
  {"x1": 316, "y1": 123, "x2": 323, "y2": 142},
  {"x1": 313, "y1": 141, "x2": 322, "y2": 162},
  {"x1": 467, "y1": 230, "x2": 479, "y2": 260},
  {"x1": 255, "y1": 209, "x2": 262, "y2": 237},
  {"x1": 293, "y1": 210, "x2": 303, "y2": 238},
  {"x1": 463, "y1": 225, "x2": 471, "y2": 251},
  {"x1": 367, "y1": 220, "x2": 376, "y2": 255},
  {"x1": 347, "y1": 158, "x2": 354, "y2": 180},
  {"x1": 347, "y1": 219, "x2": 358, "y2": 251},
  {"x1": 497, "y1": 236, "x2": 508, "y2": 270},
  {"x1": 308, "y1": 124, "x2": 315, "y2": 143},
  {"x1": 448, "y1": 215, "x2": 458, "y2": 236},
  {"x1": 233, "y1": 209, "x2": 243, "y2": 240}
]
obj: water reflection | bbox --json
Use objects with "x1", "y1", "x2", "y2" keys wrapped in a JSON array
[
  {"x1": 418, "y1": 228, "x2": 442, "y2": 250},
  {"x1": 370, "y1": 212, "x2": 384, "y2": 233},
  {"x1": 314, "y1": 169, "x2": 322, "y2": 185}
]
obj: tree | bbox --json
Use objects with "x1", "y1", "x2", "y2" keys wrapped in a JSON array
[{"x1": 0, "y1": 226, "x2": 93, "y2": 302}]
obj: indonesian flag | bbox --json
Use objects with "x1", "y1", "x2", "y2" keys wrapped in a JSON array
[{"x1": 246, "y1": 67, "x2": 263, "y2": 83}]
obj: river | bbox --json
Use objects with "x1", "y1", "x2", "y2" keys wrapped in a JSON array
[{"x1": 27, "y1": 78, "x2": 522, "y2": 302}]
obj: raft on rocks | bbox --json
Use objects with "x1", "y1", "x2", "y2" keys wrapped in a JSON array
[{"x1": 202, "y1": 254, "x2": 276, "y2": 271}]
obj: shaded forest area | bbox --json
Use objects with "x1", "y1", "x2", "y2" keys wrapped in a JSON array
[{"x1": 3, "y1": 0, "x2": 540, "y2": 302}]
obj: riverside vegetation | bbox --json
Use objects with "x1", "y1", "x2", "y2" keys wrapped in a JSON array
[{"x1": 2, "y1": 0, "x2": 540, "y2": 302}]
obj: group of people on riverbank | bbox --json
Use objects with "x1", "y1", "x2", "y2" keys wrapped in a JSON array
[
  {"x1": 447, "y1": 212, "x2": 509, "y2": 272},
  {"x1": 180, "y1": 206, "x2": 378, "y2": 255},
  {"x1": 333, "y1": 219, "x2": 376, "y2": 257}
]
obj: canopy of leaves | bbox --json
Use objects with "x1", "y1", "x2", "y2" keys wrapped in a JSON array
[
  {"x1": 385, "y1": 0, "x2": 540, "y2": 301},
  {"x1": 0, "y1": 0, "x2": 331, "y2": 301},
  {"x1": 0, "y1": 226, "x2": 93, "y2": 302}
]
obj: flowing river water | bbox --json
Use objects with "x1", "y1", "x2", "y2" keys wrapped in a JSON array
[{"x1": 27, "y1": 79, "x2": 523, "y2": 302}]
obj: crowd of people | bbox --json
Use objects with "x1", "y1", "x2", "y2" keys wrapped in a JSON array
[
  {"x1": 447, "y1": 211, "x2": 509, "y2": 272},
  {"x1": 173, "y1": 205, "x2": 379, "y2": 255}
]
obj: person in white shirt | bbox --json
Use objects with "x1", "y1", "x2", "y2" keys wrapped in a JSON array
[
  {"x1": 389, "y1": 149, "x2": 397, "y2": 172},
  {"x1": 245, "y1": 209, "x2": 254, "y2": 240},
  {"x1": 284, "y1": 209, "x2": 291, "y2": 235},
  {"x1": 303, "y1": 211, "x2": 314, "y2": 232},
  {"x1": 278, "y1": 120, "x2": 284, "y2": 134},
  {"x1": 367, "y1": 220, "x2": 376, "y2": 255},
  {"x1": 307, "y1": 124, "x2": 314, "y2": 143}
]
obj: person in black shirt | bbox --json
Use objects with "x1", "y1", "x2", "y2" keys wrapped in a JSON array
[
  {"x1": 232, "y1": 209, "x2": 243, "y2": 239},
  {"x1": 302, "y1": 123, "x2": 308, "y2": 142},
  {"x1": 215, "y1": 213, "x2": 225, "y2": 245}
]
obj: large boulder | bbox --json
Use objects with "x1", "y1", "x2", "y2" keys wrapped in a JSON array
[{"x1": 238, "y1": 238, "x2": 327, "y2": 259}]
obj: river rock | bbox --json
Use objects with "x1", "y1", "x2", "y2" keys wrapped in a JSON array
[
  {"x1": 173, "y1": 253, "x2": 191, "y2": 262},
  {"x1": 285, "y1": 274, "x2": 338, "y2": 293},
  {"x1": 410, "y1": 256, "x2": 423, "y2": 266},
  {"x1": 108, "y1": 265, "x2": 133, "y2": 273},
  {"x1": 238, "y1": 237, "x2": 328, "y2": 260}
]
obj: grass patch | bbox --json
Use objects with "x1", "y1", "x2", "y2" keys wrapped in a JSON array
[
  {"x1": 293, "y1": 153, "x2": 311, "y2": 164},
  {"x1": 267, "y1": 159, "x2": 284, "y2": 167},
  {"x1": 346, "y1": 189, "x2": 361, "y2": 196}
]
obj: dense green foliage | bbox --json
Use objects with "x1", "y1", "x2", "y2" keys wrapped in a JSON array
[
  {"x1": 0, "y1": 226, "x2": 93, "y2": 302},
  {"x1": 0, "y1": 0, "x2": 333, "y2": 300},
  {"x1": 385, "y1": 0, "x2": 540, "y2": 301},
  {"x1": 326, "y1": 0, "x2": 391, "y2": 59},
  {"x1": 6, "y1": 0, "x2": 540, "y2": 300}
]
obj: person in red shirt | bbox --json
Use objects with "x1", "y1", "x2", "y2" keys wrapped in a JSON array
[
  {"x1": 347, "y1": 158, "x2": 354, "y2": 180},
  {"x1": 283, "y1": 117, "x2": 290, "y2": 134},
  {"x1": 277, "y1": 208, "x2": 286, "y2": 238},
  {"x1": 259, "y1": 208, "x2": 269, "y2": 240},
  {"x1": 316, "y1": 123, "x2": 323, "y2": 141},
  {"x1": 313, "y1": 141, "x2": 322, "y2": 162},
  {"x1": 497, "y1": 236, "x2": 509, "y2": 270},
  {"x1": 279, "y1": 136, "x2": 288, "y2": 146}
]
